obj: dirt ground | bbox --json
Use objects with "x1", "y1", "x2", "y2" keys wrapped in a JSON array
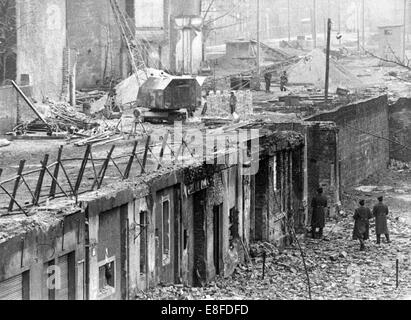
[
  {"x1": 135, "y1": 168, "x2": 411, "y2": 300},
  {"x1": 0, "y1": 119, "x2": 192, "y2": 213}
]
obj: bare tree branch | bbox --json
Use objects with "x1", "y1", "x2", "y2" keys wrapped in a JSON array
[
  {"x1": 202, "y1": 0, "x2": 216, "y2": 22},
  {"x1": 364, "y1": 47, "x2": 411, "y2": 71},
  {"x1": 204, "y1": 2, "x2": 242, "y2": 28}
]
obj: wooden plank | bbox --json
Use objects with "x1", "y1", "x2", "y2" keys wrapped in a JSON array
[
  {"x1": 124, "y1": 141, "x2": 138, "y2": 180},
  {"x1": 11, "y1": 135, "x2": 65, "y2": 141},
  {"x1": 20, "y1": 175, "x2": 36, "y2": 201},
  {"x1": 88, "y1": 151, "x2": 99, "y2": 183},
  {"x1": 141, "y1": 136, "x2": 151, "y2": 174},
  {"x1": 0, "y1": 184, "x2": 27, "y2": 216},
  {"x1": 11, "y1": 81, "x2": 52, "y2": 132},
  {"x1": 59, "y1": 162, "x2": 76, "y2": 197},
  {"x1": 175, "y1": 133, "x2": 187, "y2": 160},
  {"x1": 44, "y1": 166, "x2": 69, "y2": 198},
  {"x1": 110, "y1": 156, "x2": 124, "y2": 179},
  {"x1": 49, "y1": 146, "x2": 63, "y2": 199},
  {"x1": 33, "y1": 154, "x2": 49, "y2": 205},
  {"x1": 94, "y1": 145, "x2": 115, "y2": 189},
  {"x1": 157, "y1": 132, "x2": 169, "y2": 170},
  {"x1": 74, "y1": 145, "x2": 91, "y2": 195},
  {"x1": 8, "y1": 160, "x2": 25, "y2": 212}
]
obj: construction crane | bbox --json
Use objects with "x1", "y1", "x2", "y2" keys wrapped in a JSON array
[
  {"x1": 108, "y1": 0, "x2": 205, "y2": 124},
  {"x1": 108, "y1": 0, "x2": 148, "y2": 85}
]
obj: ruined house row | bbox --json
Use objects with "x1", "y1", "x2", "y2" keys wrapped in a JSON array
[
  {"x1": 0, "y1": 124, "x2": 316, "y2": 300},
  {"x1": 0, "y1": 95, "x2": 397, "y2": 300}
]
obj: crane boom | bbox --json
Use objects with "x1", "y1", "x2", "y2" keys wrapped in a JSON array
[{"x1": 109, "y1": 0, "x2": 149, "y2": 86}]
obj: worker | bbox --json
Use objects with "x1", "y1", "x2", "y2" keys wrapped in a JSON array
[
  {"x1": 311, "y1": 187, "x2": 328, "y2": 239},
  {"x1": 373, "y1": 196, "x2": 391, "y2": 244},
  {"x1": 280, "y1": 71, "x2": 288, "y2": 92},
  {"x1": 264, "y1": 71, "x2": 273, "y2": 93},
  {"x1": 229, "y1": 92, "x2": 237, "y2": 115},
  {"x1": 201, "y1": 91, "x2": 209, "y2": 116},
  {"x1": 353, "y1": 199, "x2": 373, "y2": 251}
]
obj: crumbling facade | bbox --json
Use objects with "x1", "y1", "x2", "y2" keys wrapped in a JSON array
[{"x1": 0, "y1": 127, "x2": 305, "y2": 299}]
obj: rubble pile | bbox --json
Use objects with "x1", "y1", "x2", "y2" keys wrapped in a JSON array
[
  {"x1": 286, "y1": 49, "x2": 365, "y2": 90},
  {"x1": 69, "y1": 119, "x2": 124, "y2": 147},
  {"x1": 47, "y1": 101, "x2": 99, "y2": 131},
  {"x1": 76, "y1": 90, "x2": 106, "y2": 105},
  {"x1": 135, "y1": 196, "x2": 411, "y2": 300},
  {"x1": 389, "y1": 159, "x2": 410, "y2": 171},
  {"x1": 12, "y1": 100, "x2": 100, "y2": 136}
]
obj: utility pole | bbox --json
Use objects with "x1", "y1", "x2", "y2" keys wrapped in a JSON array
[
  {"x1": 403, "y1": 0, "x2": 407, "y2": 62},
  {"x1": 288, "y1": 0, "x2": 291, "y2": 41},
  {"x1": 257, "y1": 0, "x2": 261, "y2": 76},
  {"x1": 325, "y1": 18, "x2": 332, "y2": 103},
  {"x1": 356, "y1": 1, "x2": 360, "y2": 53},
  {"x1": 312, "y1": 0, "x2": 317, "y2": 48},
  {"x1": 338, "y1": 0, "x2": 342, "y2": 45},
  {"x1": 362, "y1": 0, "x2": 365, "y2": 53}
]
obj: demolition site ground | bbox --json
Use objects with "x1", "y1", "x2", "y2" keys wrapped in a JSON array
[
  {"x1": 1, "y1": 53, "x2": 411, "y2": 299},
  {"x1": 136, "y1": 168, "x2": 411, "y2": 300}
]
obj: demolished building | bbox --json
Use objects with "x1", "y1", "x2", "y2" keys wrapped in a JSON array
[
  {"x1": 0, "y1": 124, "x2": 308, "y2": 299},
  {"x1": 1, "y1": 92, "x2": 403, "y2": 300},
  {"x1": 286, "y1": 49, "x2": 365, "y2": 90},
  {"x1": 13, "y1": 0, "x2": 204, "y2": 102}
]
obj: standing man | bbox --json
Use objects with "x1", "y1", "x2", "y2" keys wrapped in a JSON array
[
  {"x1": 373, "y1": 196, "x2": 391, "y2": 244},
  {"x1": 311, "y1": 188, "x2": 328, "y2": 239},
  {"x1": 280, "y1": 71, "x2": 289, "y2": 92},
  {"x1": 353, "y1": 200, "x2": 373, "y2": 251},
  {"x1": 201, "y1": 91, "x2": 209, "y2": 116},
  {"x1": 264, "y1": 71, "x2": 273, "y2": 93},
  {"x1": 229, "y1": 92, "x2": 238, "y2": 115}
]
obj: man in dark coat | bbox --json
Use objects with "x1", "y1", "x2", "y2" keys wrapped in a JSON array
[
  {"x1": 353, "y1": 199, "x2": 373, "y2": 251},
  {"x1": 229, "y1": 92, "x2": 237, "y2": 115},
  {"x1": 264, "y1": 72, "x2": 272, "y2": 93},
  {"x1": 373, "y1": 196, "x2": 390, "y2": 244},
  {"x1": 311, "y1": 188, "x2": 328, "y2": 239},
  {"x1": 280, "y1": 71, "x2": 288, "y2": 92}
]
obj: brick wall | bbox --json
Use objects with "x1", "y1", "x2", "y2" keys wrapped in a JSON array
[
  {"x1": 389, "y1": 98, "x2": 411, "y2": 162},
  {"x1": 254, "y1": 158, "x2": 268, "y2": 241},
  {"x1": 305, "y1": 122, "x2": 339, "y2": 216},
  {"x1": 263, "y1": 122, "x2": 340, "y2": 220},
  {"x1": 307, "y1": 96, "x2": 390, "y2": 187},
  {"x1": 193, "y1": 190, "x2": 207, "y2": 285}
]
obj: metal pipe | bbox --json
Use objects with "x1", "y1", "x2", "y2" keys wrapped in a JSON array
[
  {"x1": 325, "y1": 18, "x2": 332, "y2": 102},
  {"x1": 257, "y1": 0, "x2": 261, "y2": 77},
  {"x1": 404, "y1": 0, "x2": 407, "y2": 62}
]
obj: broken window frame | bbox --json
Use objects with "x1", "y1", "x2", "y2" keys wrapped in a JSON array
[
  {"x1": 98, "y1": 257, "x2": 116, "y2": 299},
  {"x1": 273, "y1": 155, "x2": 278, "y2": 192},
  {"x1": 44, "y1": 260, "x2": 56, "y2": 300},
  {"x1": 162, "y1": 196, "x2": 171, "y2": 266},
  {"x1": 139, "y1": 211, "x2": 148, "y2": 275},
  {"x1": 229, "y1": 207, "x2": 239, "y2": 248}
]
